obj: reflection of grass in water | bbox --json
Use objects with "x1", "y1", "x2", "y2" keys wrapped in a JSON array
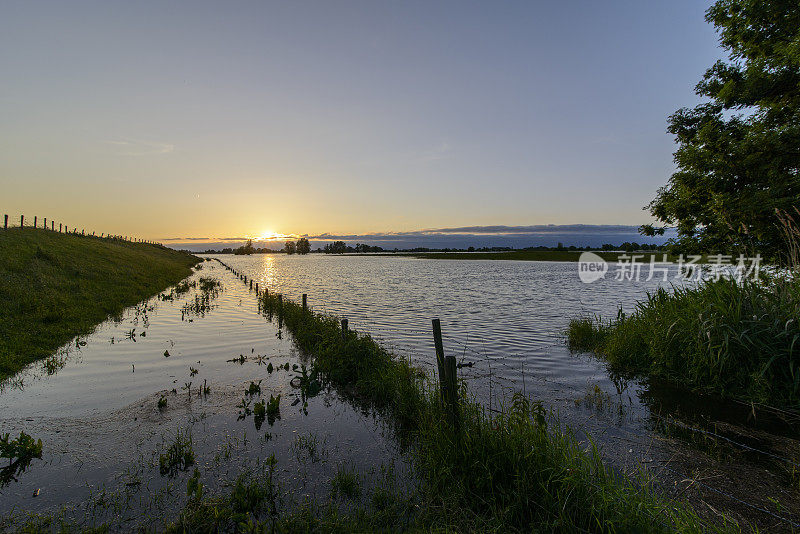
[
  {"x1": 292, "y1": 433, "x2": 324, "y2": 464},
  {"x1": 158, "y1": 429, "x2": 195, "y2": 476},
  {"x1": 1, "y1": 431, "x2": 43, "y2": 488},
  {"x1": 575, "y1": 384, "x2": 612, "y2": 412}
]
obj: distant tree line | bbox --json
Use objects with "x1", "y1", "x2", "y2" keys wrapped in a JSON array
[
  {"x1": 322, "y1": 241, "x2": 385, "y2": 254},
  {"x1": 201, "y1": 241, "x2": 664, "y2": 254}
]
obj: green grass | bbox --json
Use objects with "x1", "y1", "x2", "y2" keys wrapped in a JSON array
[
  {"x1": 0, "y1": 227, "x2": 199, "y2": 379},
  {"x1": 567, "y1": 276, "x2": 800, "y2": 409},
  {"x1": 330, "y1": 464, "x2": 362, "y2": 500},
  {"x1": 247, "y1": 287, "x2": 728, "y2": 532}
]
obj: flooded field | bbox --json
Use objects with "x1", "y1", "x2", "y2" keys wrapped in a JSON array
[
  {"x1": 1, "y1": 255, "x2": 798, "y2": 530},
  {"x1": 0, "y1": 261, "x2": 411, "y2": 529}
]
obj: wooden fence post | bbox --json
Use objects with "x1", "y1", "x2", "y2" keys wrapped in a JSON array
[
  {"x1": 432, "y1": 318, "x2": 447, "y2": 394},
  {"x1": 341, "y1": 318, "x2": 348, "y2": 341},
  {"x1": 43, "y1": 217, "x2": 46, "y2": 229},
  {"x1": 59, "y1": 223, "x2": 62, "y2": 232},
  {"x1": 249, "y1": 279, "x2": 253, "y2": 290},
  {"x1": 4, "y1": 215, "x2": 7, "y2": 229},
  {"x1": 432, "y1": 318, "x2": 459, "y2": 430},
  {"x1": 20, "y1": 215, "x2": 24, "y2": 227},
  {"x1": 255, "y1": 283, "x2": 259, "y2": 294},
  {"x1": 34, "y1": 216, "x2": 37, "y2": 227}
]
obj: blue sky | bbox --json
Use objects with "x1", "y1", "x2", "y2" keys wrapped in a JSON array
[{"x1": 0, "y1": 1, "x2": 721, "y2": 247}]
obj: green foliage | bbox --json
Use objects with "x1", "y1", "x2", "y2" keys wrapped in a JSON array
[
  {"x1": 567, "y1": 276, "x2": 800, "y2": 408},
  {"x1": 0, "y1": 228, "x2": 198, "y2": 379},
  {"x1": 159, "y1": 430, "x2": 195, "y2": 476},
  {"x1": 644, "y1": 1, "x2": 800, "y2": 257},
  {"x1": 157, "y1": 396, "x2": 168, "y2": 410},
  {"x1": 330, "y1": 464, "x2": 361, "y2": 500}
]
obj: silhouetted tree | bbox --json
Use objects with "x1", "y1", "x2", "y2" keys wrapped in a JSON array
[
  {"x1": 234, "y1": 239, "x2": 255, "y2": 255},
  {"x1": 296, "y1": 237, "x2": 311, "y2": 254},
  {"x1": 285, "y1": 241, "x2": 296, "y2": 254}
]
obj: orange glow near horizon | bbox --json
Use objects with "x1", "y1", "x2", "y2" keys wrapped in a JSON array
[{"x1": 251, "y1": 230, "x2": 297, "y2": 242}]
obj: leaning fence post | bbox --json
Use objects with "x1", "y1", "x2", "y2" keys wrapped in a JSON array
[
  {"x1": 249, "y1": 279, "x2": 253, "y2": 290},
  {"x1": 302, "y1": 294, "x2": 307, "y2": 311}
]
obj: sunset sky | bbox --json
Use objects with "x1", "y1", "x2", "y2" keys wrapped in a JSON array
[{"x1": 1, "y1": 1, "x2": 720, "y2": 248}]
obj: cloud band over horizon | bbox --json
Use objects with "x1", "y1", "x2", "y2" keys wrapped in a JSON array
[{"x1": 163, "y1": 224, "x2": 672, "y2": 251}]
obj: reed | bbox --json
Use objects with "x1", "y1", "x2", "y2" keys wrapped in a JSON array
[{"x1": 567, "y1": 276, "x2": 800, "y2": 409}]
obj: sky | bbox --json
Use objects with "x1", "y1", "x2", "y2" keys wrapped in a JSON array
[{"x1": 0, "y1": 1, "x2": 722, "y2": 249}]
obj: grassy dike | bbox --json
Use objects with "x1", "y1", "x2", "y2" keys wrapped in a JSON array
[
  {"x1": 567, "y1": 276, "x2": 800, "y2": 410},
  {"x1": 169, "y1": 283, "x2": 730, "y2": 533},
  {"x1": 0, "y1": 227, "x2": 199, "y2": 379}
]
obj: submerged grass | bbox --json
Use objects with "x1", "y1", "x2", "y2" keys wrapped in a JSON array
[
  {"x1": 225, "y1": 288, "x2": 728, "y2": 532},
  {"x1": 567, "y1": 276, "x2": 800, "y2": 409},
  {"x1": 0, "y1": 227, "x2": 199, "y2": 379}
]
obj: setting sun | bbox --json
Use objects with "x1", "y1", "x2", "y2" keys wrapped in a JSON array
[{"x1": 254, "y1": 230, "x2": 294, "y2": 241}]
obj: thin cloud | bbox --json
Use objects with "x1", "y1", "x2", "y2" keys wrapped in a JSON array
[{"x1": 105, "y1": 139, "x2": 175, "y2": 156}]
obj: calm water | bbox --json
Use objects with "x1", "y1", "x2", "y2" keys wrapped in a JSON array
[
  {"x1": 1, "y1": 255, "x2": 797, "y2": 530},
  {"x1": 215, "y1": 254, "x2": 678, "y2": 404}
]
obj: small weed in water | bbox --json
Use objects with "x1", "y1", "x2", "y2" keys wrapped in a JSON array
[
  {"x1": 245, "y1": 380, "x2": 262, "y2": 397},
  {"x1": 253, "y1": 400, "x2": 266, "y2": 429},
  {"x1": 266, "y1": 394, "x2": 280, "y2": 425},
  {"x1": 331, "y1": 464, "x2": 361, "y2": 500},
  {"x1": 159, "y1": 430, "x2": 194, "y2": 476}
]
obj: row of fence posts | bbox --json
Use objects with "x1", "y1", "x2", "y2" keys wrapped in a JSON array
[
  {"x1": 2, "y1": 213, "x2": 161, "y2": 245},
  {"x1": 214, "y1": 257, "x2": 461, "y2": 431}
]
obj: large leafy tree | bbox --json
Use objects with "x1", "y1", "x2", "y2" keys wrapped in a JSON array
[{"x1": 643, "y1": 0, "x2": 800, "y2": 257}]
